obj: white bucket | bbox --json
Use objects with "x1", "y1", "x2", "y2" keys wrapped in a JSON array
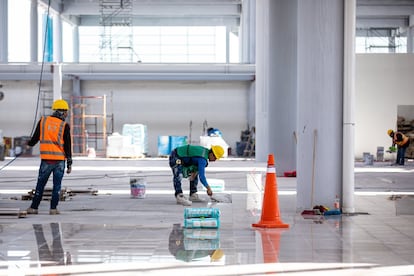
[
  {"x1": 87, "y1": 147, "x2": 96, "y2": 158},
  {"x1": 130, "y1": 177, "x2": 146, "y2": 198}
]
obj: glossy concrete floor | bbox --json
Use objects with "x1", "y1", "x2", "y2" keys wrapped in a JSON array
[{"x1": 0, "y1": 157, "x2": 413, "y2": 275}]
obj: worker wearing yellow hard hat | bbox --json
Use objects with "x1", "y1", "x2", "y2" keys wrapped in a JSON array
[
  {"x1": 387, "y1": 129, "x2": 410, "y2": 165},
  {"x1": 169, "y1": 144, "x2": 224, "y2": 206},
  {"x1": 51, "y1": 99, "x2": 70, "y2": 111},
  {"x1": 26, "y1": 99, "x2": 72, "y2": 215}
]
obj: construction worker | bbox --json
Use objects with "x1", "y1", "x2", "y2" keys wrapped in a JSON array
[
  {"x1": 169, "y1": 144, "x2": 224, "y2": 206},
  {"x1": 387, "y1": 129, "x2": 410, "y2": 165},
  {"x1": 27, "y1": 99, "x2": 72, "y2": 215}
]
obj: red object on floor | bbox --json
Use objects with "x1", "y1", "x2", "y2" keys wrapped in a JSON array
[{"x1": 284, "y1": 170, "x2": 296, "y2": 177}]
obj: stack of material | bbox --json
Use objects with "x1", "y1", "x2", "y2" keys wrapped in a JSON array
[
  {"x1": 199, "y1": 136, "x2": 229, "y2": 158},
  {"x1": 106, "y1": 131, "x2": 145, "y2": 158},
  {"x1": 184, "y1": 208, "x2": 220, "y2": 229},
  {"x1": 122, "y1": 124, "x2": 148, "y2": 156},
  {"x1": 158, "y1": 135, "x2": 188, "y2": 156}
]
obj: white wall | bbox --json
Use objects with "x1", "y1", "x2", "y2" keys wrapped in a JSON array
[
  {"x1": 355, "y1": 54, "x2": 414, "y2": 160},
  {"x1": 0, "y1": 79, "x2": 250, "y2": 157},
  {"x1": 1, "y1": 54, "x2": 414, "y2": 159},
  {"x1": 81, "y1": 80, "x2": 250, "y2": 156}
]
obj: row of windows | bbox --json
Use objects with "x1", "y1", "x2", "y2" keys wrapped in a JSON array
[{"x1": 7, "y1": 0, "x2": 409, "y2": 63}]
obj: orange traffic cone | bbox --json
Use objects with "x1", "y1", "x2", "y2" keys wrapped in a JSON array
[{"x1": 252, "y1": 154, "x2": 289, "y2": 228}]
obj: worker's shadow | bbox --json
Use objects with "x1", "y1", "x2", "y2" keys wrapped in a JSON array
[{"x1": 32, "y1": 223, "x2": 71, "y2": 266}]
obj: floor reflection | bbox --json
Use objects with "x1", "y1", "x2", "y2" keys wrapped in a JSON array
[
  {"x1": 33, "y1": 223, "x2": 71, "y2": 267},
  {"x1": 168, "y1": 223, "x2": 223, "y2": 263}
]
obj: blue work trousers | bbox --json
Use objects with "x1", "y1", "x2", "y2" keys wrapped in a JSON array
[
  {"x1": 30, "y1": 160, "x2": 65, "y2": 210},
  {"x1": 396, "y1": 146, "x2": 407, "y2": 165},
  {"x1": 169, "y1": 150, "x2": 198, "y2": 197}
]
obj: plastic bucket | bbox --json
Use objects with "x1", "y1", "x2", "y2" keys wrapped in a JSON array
[{"x1": 130, "y1": 177, "x2": 146, "y2": 198}]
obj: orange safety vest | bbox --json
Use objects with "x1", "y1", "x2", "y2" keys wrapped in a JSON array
[
  {"x1": 393, "y1": 132, "x2": 409, "y2": 146},
  {"x1": 39, "y1": 116, "x2": 66, "y2": 160}
]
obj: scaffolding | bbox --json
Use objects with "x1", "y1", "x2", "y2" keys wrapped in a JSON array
[
  {"x1": 39, "y1": 89, "x2": 53, "y2": 116},
  {"x1": 99, "y1": 0, "x2": 134, "y2": 62},
  {"x1": 70, "y1": 95, "x2": 114, "y2": 157}
]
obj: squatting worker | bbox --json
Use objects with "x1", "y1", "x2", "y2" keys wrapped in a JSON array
[
  {"x1": 169, "y1": 144, "x2": 224, "y2": 206},
  {"x1": 387, "y1": 129, "x2": 410, "y2": 166},
  {"x1": 27, "y1": 99, "x2": 72, "y2": 215}
]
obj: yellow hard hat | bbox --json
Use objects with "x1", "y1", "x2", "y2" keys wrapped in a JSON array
[
  {"x1": 210, "y1": 249, "x2": 224, "y2": 262},
  {"x1": 387, "y1": 129, "x2": 394, "y2": 136},
  {"x1": 52, "y1": 99, "x2": 69, "y2": 110},
  {"x1": 211, "y1": 145, "x2": 224, "y2": 159}
]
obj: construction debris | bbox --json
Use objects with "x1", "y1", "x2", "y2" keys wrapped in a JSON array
[
  {"x1": 21, "y1": 187, "x2": 98, "y2": 201},
  {"x1": 0, "y1": 208, "x2": 27, "y2": 218}
]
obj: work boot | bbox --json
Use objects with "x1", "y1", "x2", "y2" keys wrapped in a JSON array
[
  {"x1": 189, "y1": 193, "x2": 205, "y2": 202},
  {"x1": 176, "y1": 194, "x2": 192, "y2": 206},
  {"x1": 49, "y1": 209, "x2": 60, "y2": 215},
  {"x1": 26, "y1": 208, "x2": 38, "y2": 214}
]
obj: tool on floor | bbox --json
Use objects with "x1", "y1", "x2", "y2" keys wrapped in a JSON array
[
  {"x1": 301, "y1": 129, "x2": 319, "y2": 216},
  {"x1": 209, "y1": 193, "x2": 232, "y2": 203}
]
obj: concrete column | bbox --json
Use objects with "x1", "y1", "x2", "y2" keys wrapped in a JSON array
[
  {"x1": 53, "y1": 14, "x2": 63, "y2": 62},
  {"x1": 0, "y1": 0, "x2": 8, "y2": 63},
  {"x1": 407, "y1": 15, "x2": 414, "y2": 53},
  {"x1": 241, "y1": 0, "x2": 256, "y2": 64},
  {"x1": 248, "y1": 82, "x2": 255, "y2": 129},
  {"x1": 72, "y1": 77, "x2": 82, "y2": 153},
  {"x1": 226, "y1": 26, "x2": 230, "y2": 63},
  {"x1": 30, "y1": 0, "x2": 38, "y2": 62},
  {"x1": 241, "y1": 0, "x2": 256, "y2": 132},
  {"x1": 296, "y1": 0, "x2": 344, "y2": 210},
  {"x1": 72, "y1": 25, "x2": 79, "y2": 63},
  {"x1": 389, "y1": 35, "x2": 396, "y2": 53},
  {"x1": 53, "y1": 64, "x2": 62, "y2": 100},
  {"x1": 255, "y1": 0, "x2": 297, "y2": 177},
  {"x1": 255, "y1": 0, "x2": 270, "y2": 162},
  {"x1": 343, "y1": 0, "x2": 356, "y2": 213}
]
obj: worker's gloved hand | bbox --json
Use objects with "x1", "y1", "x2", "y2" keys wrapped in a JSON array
[
  {"x1": 206, "y1": 186, "x2": 213, "y2": 196},
  {"x1": 66, "y1": 166, "x2": 72, "y2": 174}
]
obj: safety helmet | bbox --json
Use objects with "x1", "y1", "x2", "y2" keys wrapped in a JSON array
[
  {"x1": 210, "y1": 249, "x2": 224, "y2": 262},
  {"x1": 387, "y1": 129, "x2": 394, "y2": 136},
  {"x1": 211, "y1": 145, "x2": 225, "y2": 159},
  {"x1": 52, "y1": 99, "x2": 69, "y2": 111}
]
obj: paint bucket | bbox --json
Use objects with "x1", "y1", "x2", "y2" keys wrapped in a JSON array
[
  {"x1": 363, "y1": 152, "x2": 374, "y2": 165},
  {"x1": 130, "y1": 177, "x2": 146, "y2": 198}
]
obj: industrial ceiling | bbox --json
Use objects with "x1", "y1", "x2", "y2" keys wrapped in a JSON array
[{"x1": 38, "y1": 0, "x2": 414, "y2": 34}]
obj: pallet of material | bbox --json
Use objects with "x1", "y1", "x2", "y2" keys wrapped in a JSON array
[
  {"x1": 21, "y1": 188, "x2": 68, "y2": 201},
  {"x1": 0, "y1": 208, "x2": 27, "y2": 218},
  {"x1": 66, "y1": 188, "x2": 98, "y2": 196},
  {"x1": 21, "y1": 187, "x2": 98, "y2": 201}
]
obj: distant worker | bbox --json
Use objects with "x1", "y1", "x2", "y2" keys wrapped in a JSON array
[
  {"x1": 169, "y1": 144, "x2": 224, "y2": 206},
  {"x1": 387, "y1": 129, "x2": 410, "y2": 166},
  {"x1": 27, "y1": 99, "x2": 72, "y2": 215}
]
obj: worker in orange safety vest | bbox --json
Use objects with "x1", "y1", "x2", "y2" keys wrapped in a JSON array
[{"x1": 27, "y1": 99, "x2": 72, "y2": 215}]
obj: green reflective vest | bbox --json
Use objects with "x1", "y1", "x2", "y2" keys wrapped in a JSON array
[
  {"x1": 176, "y1": 145, "x2": 209, "y2": 178},
  {"x1": 176, "y1": 145, "x2": 209, "y2": 159}
]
